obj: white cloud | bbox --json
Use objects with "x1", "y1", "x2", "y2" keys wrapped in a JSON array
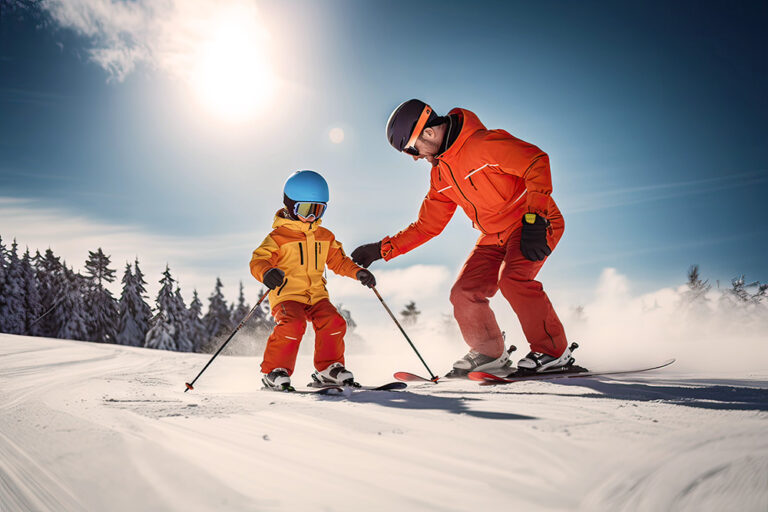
[{"x1": 42, "y1": 0, "x2": 274, "y2": 115}]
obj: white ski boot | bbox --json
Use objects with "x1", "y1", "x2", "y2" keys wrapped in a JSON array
[
  {"x1": 312, "y1": 362, "x2": 355, "y2": 386},
  {"x1": 517, "y1": 344, "x2": 576, "y2": 373},
  {"x1": 262, "y1": 368, "x2": 292, "y2": 391},
  {"x1": 446, "y1": 347, "x2": 514, "y2": 378}
]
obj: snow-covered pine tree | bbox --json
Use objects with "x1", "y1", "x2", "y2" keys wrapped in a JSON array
[
  {"x1": 55, "y1": 266, "x2": 90, "y2": 341},
  {"x1": 34, "y1": 248, "x2": 65, "y2": 337},
  {"x1": 231, "y1": 281, "x2": 251, "y2": 325},
  {"x1": 187, "y1": 289, "x2": 208, "y2": 352},
  {"x1": 0, "y1": 240, "x2": 27, "y2": 334},
  {"x1": 681, "y1": 264, "x2": 711, "y2": 308},
  {"x1": 132, "y1": 258, "x2": 152, "y2": 337},
  {"x1": 204, "y1": 277, "x2": 232, "y2": 339},
  {"x1": 144, "y1": 265, "x2": 179, "y2": 351},
  {"x1": 0, "y1": 235, "x2": 7, "y2": 332},
  {"x1": 20, "y1": 248, "x2": 43, "y2": 336},
  {"x1": 116, "y1": 263, "x2": 145, "y2": 346},
  {"x1": 83, "y1": 248, "x2": 118, "y2": 343},
  {"x1": 144, "y1": 310, "x2": 176, "y2": 351},
  {"x1": 400, "y1": 301, "x2": 421, "y2": 326},
  {"x1": 173, "y1": 286, "x2": 193, "y2": 352}
]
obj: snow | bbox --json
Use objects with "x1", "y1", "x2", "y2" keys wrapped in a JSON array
[{"x1": 1, "y1": 334, "x2": 766, "y2": 511}]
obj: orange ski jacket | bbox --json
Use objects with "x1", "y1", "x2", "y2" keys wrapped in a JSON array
[
  {"x1": 381, "y1": 108, "x2": 563, "y2": 260},
  {"x1": 250, "y1": 210, "x2": 362, "y2": 309}
]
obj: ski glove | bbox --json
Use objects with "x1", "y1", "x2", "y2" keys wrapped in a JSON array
[
  {"x1": 263, "y1": 268, "x2": 286, "y2": 289},
  {"x1": 520, "y1": 213, "x2": 552, "y2": 261},
  {"x1": 356, "y1": 269, "x2": 376, "y2": 288},
  {"x1": 351, "y1": 241, "x2": 382, "y2": 268}
]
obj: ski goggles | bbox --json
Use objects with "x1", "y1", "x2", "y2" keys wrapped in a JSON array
[
  {"x1": 293, "y1": 201, "x2": 327, "y2": 221},
  {"x1": 403, "y1": 104, "x2": 433, "y2": 156}
]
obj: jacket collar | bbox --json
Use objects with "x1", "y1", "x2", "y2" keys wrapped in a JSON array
[
  {"x1": 272, "y1": 208, "x2": 322, "y2": 233},
  {"x1": 437, "y1": 108, "x2": 486, "y2": 161}
]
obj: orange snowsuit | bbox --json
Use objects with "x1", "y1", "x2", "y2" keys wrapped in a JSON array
[
  {"x1": 250, "y1": 210, "x2": 362, "y2": 374},
  {"x1": 381, "y1": 108, "x2": 567, "y2": 358}
]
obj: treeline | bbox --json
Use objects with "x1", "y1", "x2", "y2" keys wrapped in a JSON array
[
  {"x1": 0, "y1": 235, "x2": 355, "y2": 352},
  {"x1": 682, "y1": 264, "x2": 768, "y2": 311}
]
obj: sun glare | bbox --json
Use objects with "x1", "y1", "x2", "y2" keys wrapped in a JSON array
[{"x1": 190, "y1": 7, "x2": 273, "y2": 122}]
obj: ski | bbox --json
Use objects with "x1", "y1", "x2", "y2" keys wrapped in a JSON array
[
  {"x1": 393, "y1": 371, "x2": 438, "y2": 383},
  {"x1": 308, "y1": 380, "x2": 408, "y2": 391},
  {"x1": 356, "y1": 381, "x2": 407, "y2": 391},
  {"x1": 468, "y1": 359, "x2": 676, "y2": 385},
  {"x1": 264, "y1": 385, "x2": 345, "y2": 395}
]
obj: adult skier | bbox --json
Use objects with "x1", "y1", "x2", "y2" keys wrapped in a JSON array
[{"x1": 351, "y1": 100, "x2": 573, "y2": 375}]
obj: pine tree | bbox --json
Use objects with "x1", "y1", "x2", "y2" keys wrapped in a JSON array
[
  {"x1": 144, "y1": 310, "x2": 176, "y2": 351},
  {"x1": 0, "y1": 235, "x2": 7, "y2": 332},
  {"x1": 231, "y1": 281, "x2": 251, "y2": 324},
  {"x1": 132, "y1": 258, "x2": 152, "y2": 337},
  {"x1": 173, "y1": 286, "x2": 193, "y2": 352},
  {"x1": 681, "y1": 264, "x2": 711, "y2": 308},
  {"x1": 0, "y1": 240, "x2": 26, "y2": 334},
  {"x1": 144, "y1": 265, "x2": 179, "y2": 351},
  {"x1": 187, "y1": 289, "x2": 208, "y2": 352},
  {"x1": 83, "y1": 248, "x2": 118, "y2": 343},
  {"x1": 20, "y1": 248, "x2": 43, "y2": 335},
  {"x1": 400, "y1": 301, "x2": 421, "y2": 326},
  {"x1": 34, "y1": 248, "x2": 65, "y2": 337},
  {"x1": 204, "y1": 277, "x2": 232, "y2": 338},
  {"x1": 116, "y1": 263, "x2": 145, "y2": 346},
  {"x1": 55, "y1": 267, "x2": 90, "y2": 341}
]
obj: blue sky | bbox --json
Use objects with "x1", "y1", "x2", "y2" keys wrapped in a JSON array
[{"x1": 1, "y1": 0, "x2": 766, "y2": 310}]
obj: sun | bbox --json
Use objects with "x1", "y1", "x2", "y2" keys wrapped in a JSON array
[{"x1": 190, "y1": 7, "x2": 273, "y2": 122}]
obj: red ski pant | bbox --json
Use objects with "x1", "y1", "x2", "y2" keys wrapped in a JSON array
[
  {"x1": 261, "y1": 299, "x2": 346, "y2": 375},
  {"x1": 449, "y1": 225, "x2": 567, "y2": 358}
]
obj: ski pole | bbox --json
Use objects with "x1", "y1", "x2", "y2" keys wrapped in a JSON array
[
  {"x1": 371, "y1": 286, "x2": 439, "y2": 382},
  {"x1": 184, "y1": 292, "x2": 268, "y2": 392}
]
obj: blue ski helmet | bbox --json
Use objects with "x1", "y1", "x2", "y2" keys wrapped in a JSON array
[{"x1": 283, "y1": 170, "x2": 329, "y2": 203}]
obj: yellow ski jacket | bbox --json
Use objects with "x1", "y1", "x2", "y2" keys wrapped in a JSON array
[{"x1": 250, "y1": 210, "x2": 362, "y2": 309}]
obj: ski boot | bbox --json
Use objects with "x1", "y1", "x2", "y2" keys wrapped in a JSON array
[
  {"x1": 311, "y1": 362, "x2": 357, "y2": 387},
  {"x1": 262, "y1": 368, "x2": 294, "y2": 392},
  {"x1": 445, "y1": 345, "x2": 517, "y2": 378},
  {"x1": 517, "y1": 342, "x2": 578, "y2": 374}
]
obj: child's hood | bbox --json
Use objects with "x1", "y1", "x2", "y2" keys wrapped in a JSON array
[{"x1": 271, "y1": 208, "x2": 323, "y2": 233}]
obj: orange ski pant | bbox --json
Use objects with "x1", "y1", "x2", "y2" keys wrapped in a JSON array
[
  {"x1": 261, "y1": 299, "x2": 346, "y2": 375},
  {"x1": 449, "y1": 225, "x2": 567, "y2": 359}
]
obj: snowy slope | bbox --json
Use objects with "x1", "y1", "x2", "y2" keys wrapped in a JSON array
[{"x1": 1, "y1": 334, "x2": 766, "y2": 512}]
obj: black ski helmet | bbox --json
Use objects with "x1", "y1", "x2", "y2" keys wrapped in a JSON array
[{"x1": 386, "y1": 99, "x2": 438, "y2": 152}]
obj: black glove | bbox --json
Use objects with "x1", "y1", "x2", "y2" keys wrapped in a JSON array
[
  {"x1": 520, "y1": 213, "x2": 552, "y2": 261},
  {"x1": 351, "y1": 241, "x2": 382, "y2": 268},
  {"x1": 356, "y1": 269, "x2": 376, "y2": 288},
  {"x1": 263, "y1": 268, "x2": 286, "y2": 289}
]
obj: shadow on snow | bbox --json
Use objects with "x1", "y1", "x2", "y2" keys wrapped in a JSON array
[
  {"x1": 344, "y1": 389, "x2": 537, "y2": 420},
  {"x1": 454, "y1": 378, "x2": 768, "y2": 412}
]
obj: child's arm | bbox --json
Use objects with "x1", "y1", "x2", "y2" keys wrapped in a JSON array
[
  {"x1": 326, "y1": 239, "x2": 363, "y2": 279},
  {"x1": 250, "y1": 235, "x2": 280, "y2": 283}
]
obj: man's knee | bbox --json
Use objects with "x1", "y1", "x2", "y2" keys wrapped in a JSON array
[{"x1": 498, "y1": 275, "x2": 543, "y2": 303}]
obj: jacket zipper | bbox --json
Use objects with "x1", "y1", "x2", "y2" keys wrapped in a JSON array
[
  {"x1": 440, "y1": 159, "x2": 486, "y2": 233},
  {"x1": 298, "y1": 242, "x2": 304, "y2": 265},
  {"x1": 315, "y1": 242, "x2": 319, "y2": 270},
  {"x1": 276, "y1": 279, "x2": 288, "y2": 296}
]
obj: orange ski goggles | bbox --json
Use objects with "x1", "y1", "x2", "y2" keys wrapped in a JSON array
[{"x1": 403, "y1": 104, "x2": 433, "y2": 156}]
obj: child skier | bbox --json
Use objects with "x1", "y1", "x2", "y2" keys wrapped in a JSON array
[{"x1": 250, "y1": 170, "x2": 376, "y2": 391}]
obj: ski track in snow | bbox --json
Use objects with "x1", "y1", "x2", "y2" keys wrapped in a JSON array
[{"x1": 0, "y1": 334, "x2": 766, "y2": 512}]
